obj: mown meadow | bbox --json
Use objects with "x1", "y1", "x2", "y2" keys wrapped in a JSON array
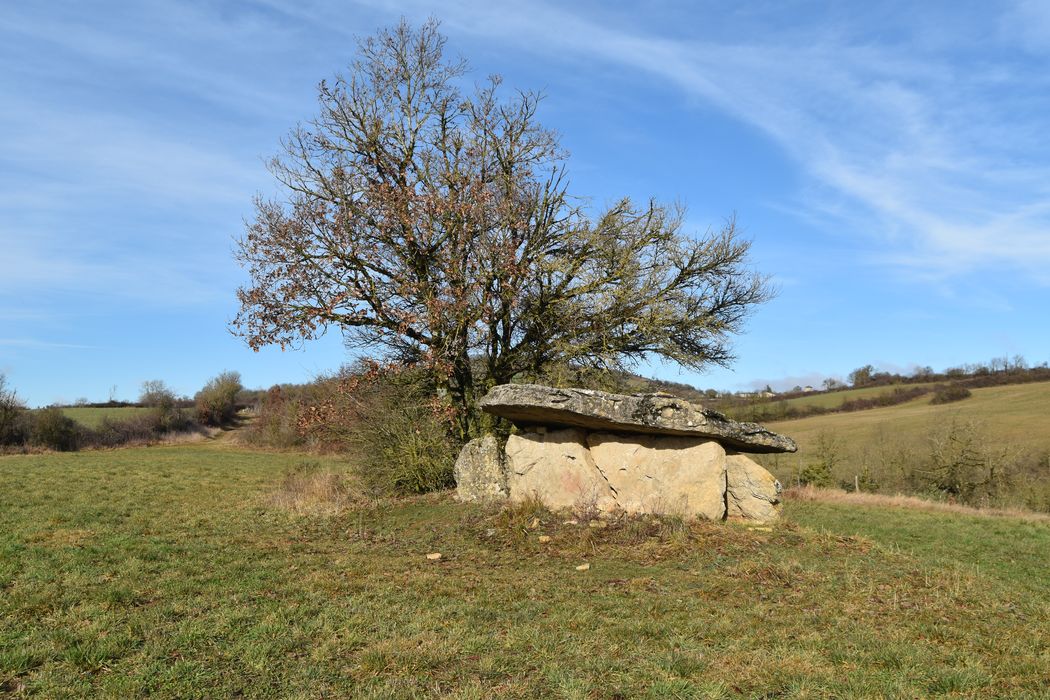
[{"x1": 2, "y1": 440, "x2": 1048, "y2": 698}]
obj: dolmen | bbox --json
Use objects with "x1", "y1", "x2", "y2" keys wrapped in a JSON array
[{"x1": 454, "y1": 384, "x2": 797, "y2": 523}]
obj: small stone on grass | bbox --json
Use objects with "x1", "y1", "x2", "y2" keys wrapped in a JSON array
[
  {"x1": 575, "y1": 563, "x2": 591, "y2": 571},
  {"x1": 426, "y1": 552, "x2": 442, "y2": 561},
  {"x1": 538, "y1": 535, "x2": 551, "y2": 543}
]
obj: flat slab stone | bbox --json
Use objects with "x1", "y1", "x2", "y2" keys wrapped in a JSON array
[{"x1": 479, "y1": 384, "x2": 797, "y2": 454}]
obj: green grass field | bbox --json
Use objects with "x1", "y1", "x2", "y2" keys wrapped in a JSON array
[
  {"x1": 2, "y1": 441, "x2": 1048, "y2": 697},
  {"x1": 57, "y1": 407, "x2": 156, "y2": 428}
]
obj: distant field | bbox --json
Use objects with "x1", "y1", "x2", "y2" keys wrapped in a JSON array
[
  {"x1": 763, "y1": 381, "x2": 1050, "y2": 483},
  {"x1": 771, "y1": 382, "x2": 937, "y2": 411},
  {"x1": 2, "y1": 441, "x2": 1048, "y2": 697},
  {"x1": 718, "y1": 383, "x2": 939, "y2": 422},
  {"x1": 58, "y1": 407, "x2": 158, "y2": 428}
]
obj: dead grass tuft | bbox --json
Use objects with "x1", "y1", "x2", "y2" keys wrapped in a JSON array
[
  {"x1": 784, "y1": 485, "x2": 1050, "y2": 522},
  {"x1": 27, "y1": 528, "x2": 94, "y2": 548},
  {"x1": 154, "y1": 427, "x2": 220, "y2": 445},
  {"x1": 269, "y1": 461, "x2": 364, "y2": 515}
]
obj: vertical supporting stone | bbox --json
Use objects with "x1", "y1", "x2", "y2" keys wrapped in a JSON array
[
  {"x1": 453, "y1": 435, "x2": 507, "y2": 502},
  {"x1": 587, "y1": 433, "x2": 727, "y2": 520},
  {"x1": 725, "y1": 453, "x2": 782, "y2": 522},
  {"x1": 504, "y1": 428, "x2": 616, "y2": 511}
]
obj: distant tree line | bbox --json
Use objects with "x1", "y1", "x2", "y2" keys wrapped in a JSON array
[
  {"x1": 725, "y1": 356, "x2": 1049, "y2": 423},
  {"x1": 0, "y1": 372, "x2": 247, "y2": 453}
]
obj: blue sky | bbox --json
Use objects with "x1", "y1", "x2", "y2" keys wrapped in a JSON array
[{"x1": 3, "y1": 1, "x2": 1050, "y2": 406}]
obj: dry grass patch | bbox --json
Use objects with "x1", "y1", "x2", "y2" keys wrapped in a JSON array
[
  {"x1": 785, "y1": 485, "x2": 1050, "y2": 522},
  {"x1": 268, "y1": 461, "x2": 366, "y2": 515},
  {"x1": 470, "y1": 499, "x2": 776, "y2": 566}
]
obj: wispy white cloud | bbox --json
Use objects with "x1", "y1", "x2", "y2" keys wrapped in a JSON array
[
  {"x1": 338, "y1": 0, "x2": 1050, "y2": 281},
  {"x1": 999, "y1": 0, "x2": 1050, "y2": 53},
  {"x1": 0, "y1": 2, "x2": 283, "y2": 308},
  {"x1": 0, "y1": 231, "x2": 231, "y2": 306},
  {"x1": 744, "y1": 372, "x2": 838, "y2": 393},
  {"x1": 0, "y1": 338, "x2": 99, "y2": 350},
  {"x1": 0, "y1": 99, "x2": 262, "y2": 207}
]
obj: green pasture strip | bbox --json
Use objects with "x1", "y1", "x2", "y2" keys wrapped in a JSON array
[
  {"x1": 57, "y1": 407, "x2": 156, "y2": 429},
  {"x1": 1, "y1": 444, "x2": 1047, "y2": 698},
  {"x1": 765, "y1": 381, "x2": 1050, "y2": 467},
  {"x1": 772, "y1": 382, "x2": 938, "y2": 411}
]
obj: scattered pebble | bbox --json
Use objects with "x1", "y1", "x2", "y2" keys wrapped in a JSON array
[
  {"x1": 538, "y1": 535, "x2": 552, "y2": 543},
  {"x1": 563, "y1": 519, "x2": 579, "y2": 526},
  {"x1": 426, "y1": 552, "x2": 442, "y2": 561},
  {"x1": 575, "y1": 563, "x2": 591, "y2": 571}
]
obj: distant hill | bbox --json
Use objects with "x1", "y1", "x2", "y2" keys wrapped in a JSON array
[{"x1": 756, "y1": 381, "x2": 1050, "y2": 512}]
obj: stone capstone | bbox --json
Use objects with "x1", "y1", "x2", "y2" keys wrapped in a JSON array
[
  {"x1": 479, "y1": 384, "x2": 797, "y2": 454},
  {"x1": 725, "y1": 453, "x2": 782, "y2": 522},
  {"x1": 453, "y1": 435, "x2": 507, "y2": 502}
]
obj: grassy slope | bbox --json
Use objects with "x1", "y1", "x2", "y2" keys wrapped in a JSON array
[
  {"x1": 763, "y1": 382, "x2": 1050, "y2": 471},
  {"x1": 766, "y1": 382, "x2": 937, "y2": 411},
  {"x1": 2, "y1": 443, "x2": 1049, "y2": 698}
]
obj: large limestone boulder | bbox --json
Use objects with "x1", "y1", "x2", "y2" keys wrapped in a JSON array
[
  {"x1": 504, "y1": 428, "x2": 616, "y2": 511},
  {"x1": 453, "y1": 435, "x2": 507, "y2": 502},
  {"x1": 725, "y1": 453, "x2": 782, "y2": 522},
  {"x1": 480, "y1": 384, "x2": 797, "y2": 454},
  {"x1": 587, "y1": 433, "x2": 727, "y2": 519}
]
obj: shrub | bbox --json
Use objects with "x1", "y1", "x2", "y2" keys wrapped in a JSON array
[
  {"x1": 139, "y1": 380, "x2": 176, "y2": 409},
  {"x1": 241, "y1": 386, "x2": 305, "y2": 448},
  {"x1": 930, "y1": 384, "x2": 972, "y2": 405},
  {"x1": 30, "y1": 407, "x2": 81, "y2": 451},
  {"x1": 0, "y1": 374, "x2": 27, "y2": 447},
  {"x1": 349, "y1": 380, "x2": 456, "y2": 495},
  {"x1": 799, "y1": 431, "x2": 842, "y2": 487},
  {"x1": 799, "y1": 461, "x2": 833, "y2": 488},
  {"x1": 907, "y1": 417, "x2": 1019, "y2": 508},
  {"x1": 90, "y1": 416, "x2": 154, "y2": 447},
  {"x1": 86, "y1": 410, "x2": 198, "y2": 448},
  {"x1": 298, "y1": 366, "x2": 457, "y2": 495},
  {"x1": 839, "y1": 467, "x2": 879, "y2": 493},
  {"x1": 195, "y1": 371, "x2": 243, "y2": 426},
  {"x1": 136, "y1": 380, "x2": 193, "y2": 433}
]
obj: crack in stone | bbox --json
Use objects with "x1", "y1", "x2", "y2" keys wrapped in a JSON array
[
  {"x1": 723, "y1": 468, "x2": 730, "y2": 521},
  {"x1": 586, "y1": 450, "x2": 619, "y2": 499}
]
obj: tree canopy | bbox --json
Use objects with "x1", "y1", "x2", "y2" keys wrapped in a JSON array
[{"x1": 233, "y1": 19, "x2": 772, "y2": 440}]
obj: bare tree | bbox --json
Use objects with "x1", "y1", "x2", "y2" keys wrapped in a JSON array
[
  {"x1": 0, "y1": 373, "x2": 25, "y2": 442},
  {"x1": 139, "y1": 380, "x2": 176, "y2": 408},
  {"x1": 232, "y1": 19, "x2": 772, "y2": 440}
]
